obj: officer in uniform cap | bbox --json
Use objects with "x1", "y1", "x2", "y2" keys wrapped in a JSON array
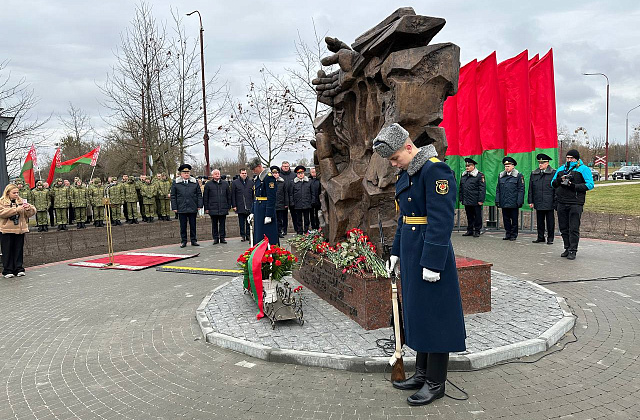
[
  {"x1": 528, "y1": 153, "x2": 556, "y2": 244},
  {"x1": 248, "y1": 158, "x2": 278, "y2": 245},
  {"x1": 459, "y1": 158, "x2": 486, "y2": 237},
  {"x1": 496, "y1": 156, "x2": 525, "y2": 240},
  {"x1": 373, "y1": 123, "x2": 466, "y2": 406}
]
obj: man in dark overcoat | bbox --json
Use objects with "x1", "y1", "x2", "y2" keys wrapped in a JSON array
[
  {"x1": 459, "y1": 158, "x2": 486, "y2": 237},
  {"x1": 270, "y1": 166, "x2": 288, "y2": 238},
  {"x1": 248, "y1": 158, "x2": 278, "y2": 246},
  {"x1": 231, "y1": 168, "x2": 254, "y2": 242},
  {"x1": 528, "y1": 153, "x2": 556, "y2": 244},
  {"x1": 373, "y1": 123, "x2": 466, "y2": 407},
  {"x1": 288, "y1": 165, "x2": 312, "y2": 235},
  {"x1": 204, "y1": 169, "x2": 232, "y2": 244},
  {"x1": 170, "y1": 164, "x2": 203, "y2": 247},
  {"x1": 495, "y1": 156, "x2": 525, "y2": 240},
  {"x1": 279, "y1": 161, "x2": 295, "y2": 235}
]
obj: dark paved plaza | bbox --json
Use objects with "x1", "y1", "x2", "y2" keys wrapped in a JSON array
[{"x1": 1, "y1": 231, "x2": 639, "y2": 419}]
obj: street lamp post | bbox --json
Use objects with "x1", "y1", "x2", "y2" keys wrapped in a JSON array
[
  {"x1": 187, "y1": 10, "x2": 210, "y2": 176},
  {"x1": 625, "y1": 104, "x2": 640, "y2": 166},
  {"x1": 583, "y1": 72, "x2": 609, "y2": 180},
  {"x1": 0, "y1": 114, "x2": 16, "y2": 193}
]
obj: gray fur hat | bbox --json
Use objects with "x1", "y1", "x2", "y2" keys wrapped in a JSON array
[{"x1": 372, "y1": 123, "x2": 409, "y2": 158}]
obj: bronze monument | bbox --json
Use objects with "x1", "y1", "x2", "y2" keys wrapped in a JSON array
[{"x1": 312, "y1": 7, "x2": 460, "y2": 242}]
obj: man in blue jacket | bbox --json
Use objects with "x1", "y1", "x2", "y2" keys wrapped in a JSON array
[
  {"x1": 496, "y1": 156, "x2": 525, "y2": 241},
  {"x1": 374, "y1": 123, "x2": 466, "y2": 407},
  {"x1": 551, "y1": 149, "x2": 594, "y2": 260},
  {"x1": 170, "y1": 164, "x2": 203, "y2": 248},
  {"x1": 248, "y1": 158, "x2": 279, "y2": 246}
]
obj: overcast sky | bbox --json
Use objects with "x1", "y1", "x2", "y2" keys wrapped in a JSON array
[{"x1": 2, "y1": 0, "x2": 640, "y2": 164}]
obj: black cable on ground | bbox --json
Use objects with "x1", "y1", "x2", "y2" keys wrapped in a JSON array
[{"x1": 536, "y1": 273, "x2": 640, "y2": 285}]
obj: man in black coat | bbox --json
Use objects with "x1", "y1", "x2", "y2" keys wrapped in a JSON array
[
  {"x1": 528, "y1": 153, "x2": 556, "y2": 244},
  {"x1": 459, "y1": 158, "x2": 486, "y2": 238},
  {"x1": 270, "y1": 166, "x2": 289, "y2": 238},
  {"x1": 495, "y1": 156, "x2": 525, "y2": 241},
  {"x1": 309, "y1": 167, "x2": 321, "y2": 230},
  {"x1": 231, "y1": 168, "x2": 254, "y2": 242},
  {"x1": 204, "y1": 169, "x2": 231, "y2": 244},
  {"x1": 288, "y1": 165, "x2": 312, "y2": 235},
  {"x1": 170, "y1": 164, "x2": 203, "y2": 247},
  {"x1": 279, "y1": 161, "x2": 295, "y2": 234}
]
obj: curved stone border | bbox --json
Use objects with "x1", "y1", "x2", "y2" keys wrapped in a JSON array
[{"x1": 195, "y1": 279, "x2": 575, "y2": 372}]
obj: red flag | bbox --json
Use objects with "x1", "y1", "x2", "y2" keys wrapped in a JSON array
[
  {"x1": 46, "y1": 148, "x2": 62, "y2": 185},
  {"x1": 246, "y1": 238, "x2": 269, "y2": 319},
  {"x1": 20, "y1": 145, "x2": 37, "y2": 188},
  {"x1": 90, "y1": 145, "x2": 101, "y2": 166},
  {"x1": 456, "y1": 60, "x2": 483, "y2": 156},
  {"x1": 476, "y1": 52, "x2": 505, "y2": 151},
  {"x1": 498, "y1": 50, "x2": 532, "y2": 154},
  {"x1": 528, "y1": 54, "x2": 539, "y2": 70},
  {"x1": 442, "y1": 95, "x2": 459, "y2": 157},
  {"x1": 529, "y1": 49, "x2": 558, "y2": 150}
]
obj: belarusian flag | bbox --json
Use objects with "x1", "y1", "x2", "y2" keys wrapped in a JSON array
[
  {"x1": 243, "y1": 237, "x2": 269, "y2": 319},
  {"x1": 20, "y1": 144, "x2": 37, "y2": 188},
  {"x1": 46, "y1": 148, "x2": 62, "y2": 185},
  {"x1": 56, "y1": 147, "x2": 101, "y2": 174}
]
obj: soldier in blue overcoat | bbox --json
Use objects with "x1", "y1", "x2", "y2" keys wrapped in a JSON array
[
  {"x1": 248, "y1": 158, "x2": 279, "y2": 246},
  {"x1": 373, "y1": 123, "x2": 466, "y2": 407}
]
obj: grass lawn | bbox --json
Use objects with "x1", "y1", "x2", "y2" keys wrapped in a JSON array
[{"x1": 584, "y1": 183, "x2": 640, "y2": 216}]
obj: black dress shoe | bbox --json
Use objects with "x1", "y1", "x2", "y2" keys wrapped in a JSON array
[
  {"x1": 473, "y1": 232, "x2": 480, "y2": 238},
  {"x1": 407, "y1": 379, "x2": 445, "y2": 406},
  {"x1": 220, "y1": 239, "x2": 227, "y2": 244},
  {"x1": 502, "y1": 236, "x2": 510, "y2": 240},
  {"x1": 567, "y1": 251, "x2": 576, "y2": 260},
  {"x1": 180, "y1": 242, "x2": 187, "y2": 248},
  {"x1": 532, "y1": 238, "x2": 545, "y2": 243},
  {"x1": 509, "y1": 237, "x2": 517, "y2": 241},
  {"x1": 191, "y1": 241, "x2": 200, "y2": 246},
  {"x1": 213, "y1": 239, "x2": 219, "y2": 244},
  {"x1": 547, "y1": 241, "x2": 553, "y2": 245},
  {"x1": 392, "y1": 368, "x2": 426, "y2": 390},
  {"x1": 240, "y1": 238, "x2": 246, "y2": 242},
  {"x1": 462, "y1": 231, "x2": 473, "y2": 237},
  {"x1": 560, "y1": 249, "x2": 569, "y2": 257}
]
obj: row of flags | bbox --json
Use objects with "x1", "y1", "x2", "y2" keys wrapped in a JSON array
[
  {"x1": 441, "y1": 49, "x2": 558, "y2": 208},
  {"x1": 19, "y1": 145, "x2": 101, "y2": 188}
]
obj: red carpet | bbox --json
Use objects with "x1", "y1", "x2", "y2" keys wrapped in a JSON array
[{"x1": 69, "y1": 252, "x2": 199, "y2": 271}]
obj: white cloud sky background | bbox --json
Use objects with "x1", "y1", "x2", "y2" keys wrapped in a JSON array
[{"x1": 2, "y1": 0, "x2": 640, "y2": 165}]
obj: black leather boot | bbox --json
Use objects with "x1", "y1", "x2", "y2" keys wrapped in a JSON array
[
  {"x1": 62, "y1": 224, "x2": 68, "y2": 231},
  {"x1": 133, "y1": 218, "x2": 139, "y2": 224},
  {"x1": 57, "y1": 225, "x2": 63, "y2": 231},
  {"x1": 393, "y1": 352, "x2": 427, "y2": 390},
  {"x1": 407, "y1": 379, "x2": 445, "y2": 406}
]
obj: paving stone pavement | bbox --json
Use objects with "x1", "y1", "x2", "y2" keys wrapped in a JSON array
[
  {"x1": 204, "y1": 272, "x2": 563, "y2": 357},
  {"x1": 0, "y1": 232, "x2": 639, "y2": 419}
]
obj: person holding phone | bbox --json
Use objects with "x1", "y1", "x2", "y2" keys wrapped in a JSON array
[{"x1": 0, "y1": 183, "x2": 36, "y2": 278}]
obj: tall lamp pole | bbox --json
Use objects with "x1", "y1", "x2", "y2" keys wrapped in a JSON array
[
  {"x1": 583, "y1": 72, "x2": 609, "y2": 180},
  {"x1": 0, "y1": 114, "x2": 16, "y2": 193},
  {"x1": 626, "y1": 104, "x2": 640, "y2": 166},
  {"x1": 187, "y1": 10, "x2": 210, "y2": 176}
]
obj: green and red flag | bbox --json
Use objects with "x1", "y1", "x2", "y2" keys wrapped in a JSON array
[
  {"x1": 243, "y1": 237, "x2": 269, "y2": 319},
  {"x1": 20, "y1": 144, "x2": 37, "y2": 188},
  {"x1": 56, "y1": 146, "x2": 101, "y2": 174},
  {"x1": 46, "y1": 148, "x2": 62, "y2": 185}
]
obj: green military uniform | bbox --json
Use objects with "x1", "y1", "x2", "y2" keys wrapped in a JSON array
[
  {"x1": 136, "y1": 176, "x2": 146, "y2": 220},
  {"x1": 72, "y1": 181, "x2": 89, "y2": 228},
  {"x1": 123, "y1": 177, "x2": 139, "y2": 224},
  {"x1": 108, "y1": 178, "x2": 124, "y2": 225},
  {"x1": 16, "y1": 180, "x2": 33, "y2": 204},
  {"x1": 32, "y1": 181, "x2": 50, "y2": 231},
  {"x1": 157, "y1": 174, "x2": 172, "y2": 221},
  {"x1": 88, "y1": 178, "x2": 105, "y2": 227},
  {"x1": 51, "y1": 178, "x2": 70, "y2": 230},
  {"x1": 140, "y1": 180, "x2": 158, "y2": 222}
]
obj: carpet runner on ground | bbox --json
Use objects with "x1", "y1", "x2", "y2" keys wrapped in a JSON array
[{"x1": 69, "y1": 252, "x2": 199, "y2": 271}]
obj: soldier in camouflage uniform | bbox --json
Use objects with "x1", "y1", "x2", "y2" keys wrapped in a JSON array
[
  {"x1": 140, "y1": 176, "x2": 158, "y2": 222},
  {"x1": 71, "y1": 179, "x2": 89, "y2": 229},
  {"x1": 107, "y1": 177, "x2": 124, "y2": 226},
  {"x1": 137, "y1": 175, "x2": 146, "y2": 221},
  {"x1": 157, "y1": 173, "x2": 172, "y2": 221},
  {"x1": 16, "y1": 179, "x2": 33, "y2": 203},
  {"x1": 32, "y1": 180, "x2": 51, "y2": 232},
  {"x1": 51, "y1": 178, "x2": 70, "y2": 230},
  {"x1": 89, "y1": 178, "x2": 105, "y2": 227},
  {"x1": 123, "y1": 175, "x2": 139, "y2": 224}
]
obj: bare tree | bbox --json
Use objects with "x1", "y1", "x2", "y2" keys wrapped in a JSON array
[
  {"x1": 222, "y1": 69, "x2": 311, "y2": 166},
  {"x1": 0, "y1": 60, "x2": 49, "y2": 174},
  {"x1": 99, "y1": 2, "x2": 226, "y2": 176},
  {"x1": 237, "y1": 144, "x2": 247, "y2": 166}
]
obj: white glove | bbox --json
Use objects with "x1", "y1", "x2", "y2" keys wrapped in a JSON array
[
  {"x1": 247, "y1": 214, "x2": 254, "y2": 223},
  {"x1": 264, "y1": 216, "x2": 272, "y2": 224},
  {"x1": 386, "y1": 255, "x2": 400, "y2": 277},
  {"x1": 422, "y1": 267, "x2": 440, "y2": 282}
]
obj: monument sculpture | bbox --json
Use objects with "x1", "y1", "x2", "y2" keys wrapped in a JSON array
[{"x1": 311, "y1": 7, "x2": 460, "y2": 242}]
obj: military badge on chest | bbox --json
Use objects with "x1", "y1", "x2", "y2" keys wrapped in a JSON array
[
  {"x1": 269, "y1": 182, "x2": 275, "y2": 189},
  {"x1": 436, "y1": 180, "x2": 449, "y2": 195}
]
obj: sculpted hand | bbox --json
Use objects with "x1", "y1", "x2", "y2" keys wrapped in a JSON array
[
  {"x1": 422, "y1": 267, "x2": 440, "y2": 282},
  {"x1": 386, "y1": 255, "x2": 400, "y2": 277},
  {"x1": 264, "y1": 216, "x2": 272, "y2": 224},
  {"x1": 247, "y1": 214, "x2": 254, "y2": 223}
]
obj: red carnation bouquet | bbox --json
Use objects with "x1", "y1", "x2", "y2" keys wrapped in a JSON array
[{"x1": 237, "y1": 243, "x2": 298, "y2": 282}]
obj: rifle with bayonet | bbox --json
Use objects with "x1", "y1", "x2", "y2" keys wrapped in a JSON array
[{"x1": 379, "y1": 214, "x2": 405, "y2": 381}]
